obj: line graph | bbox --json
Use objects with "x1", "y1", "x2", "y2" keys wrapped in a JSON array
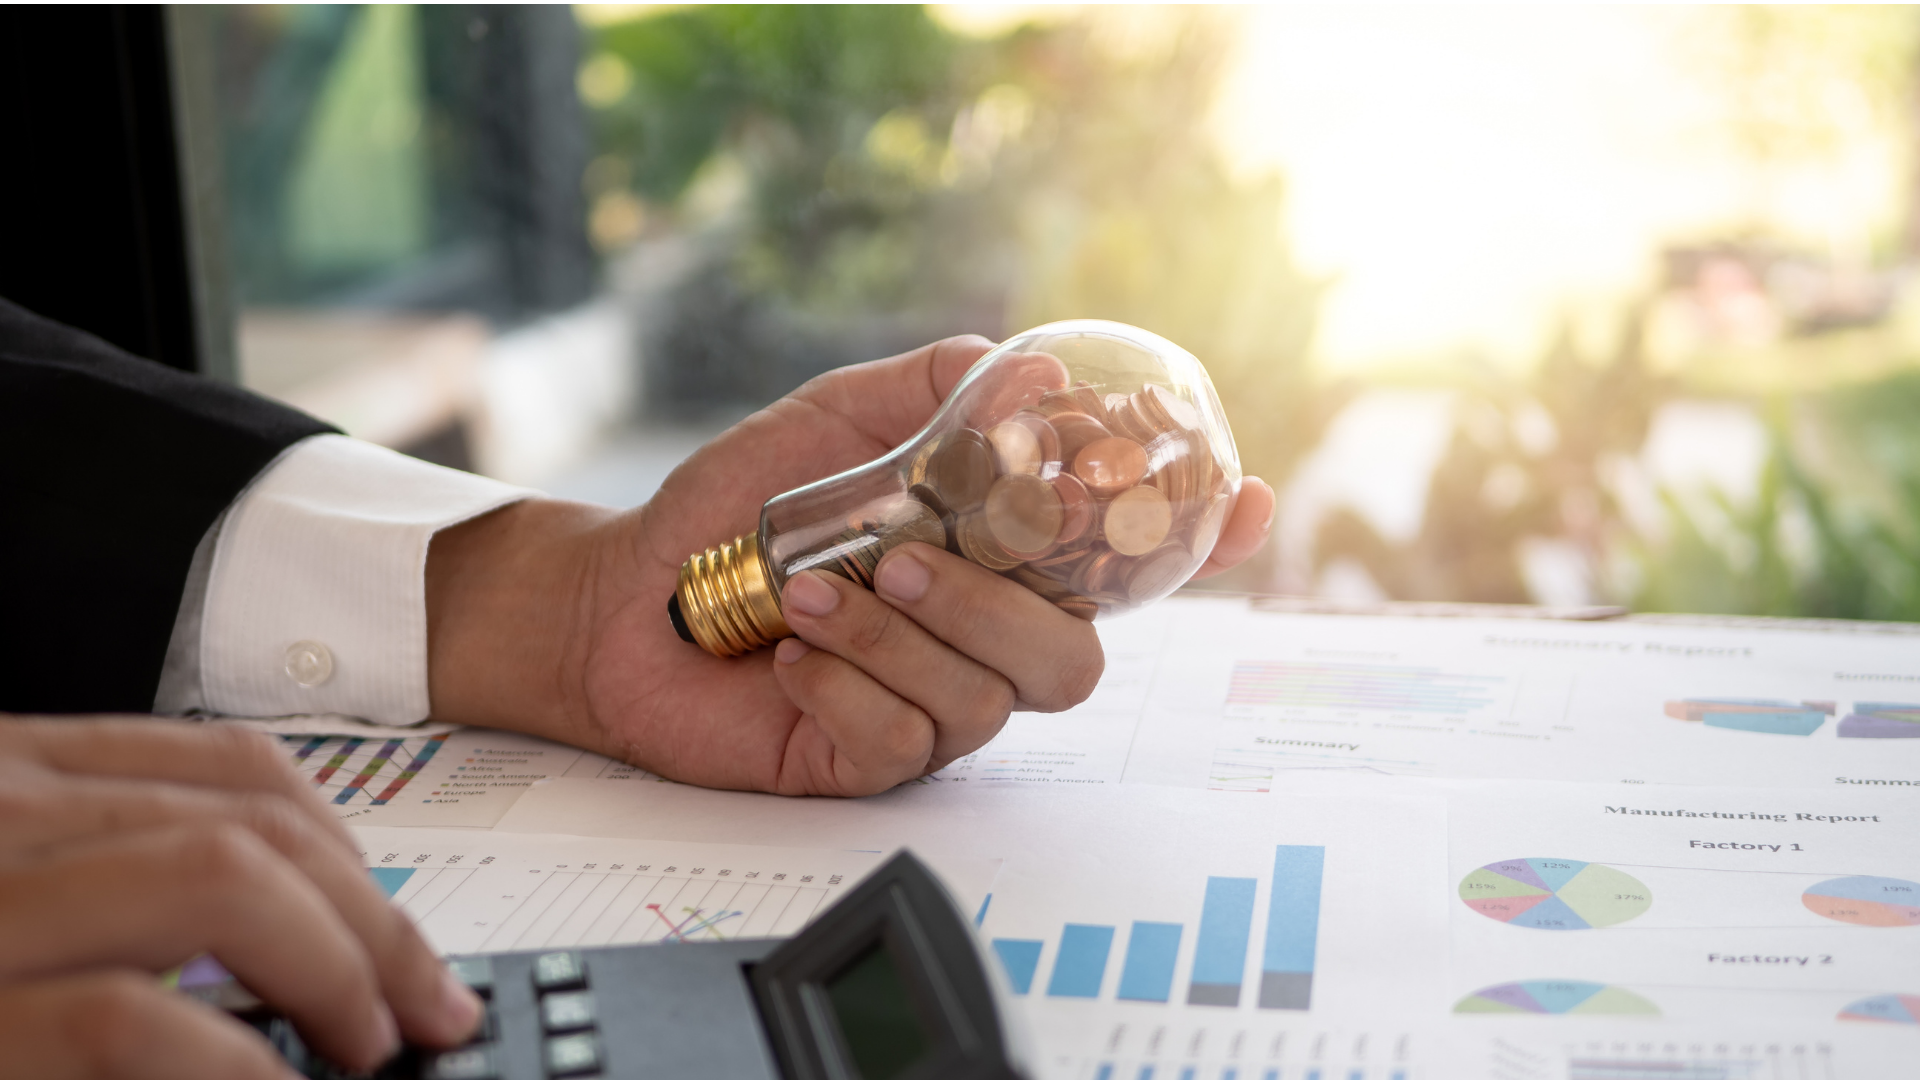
[{"x1": 353, "y1": 828, "x2": 879, "y2": 957}]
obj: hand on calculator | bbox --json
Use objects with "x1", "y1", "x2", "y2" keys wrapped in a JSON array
[{"x1": 0, "y1": 718, "x2": 481, "y2": 1079}]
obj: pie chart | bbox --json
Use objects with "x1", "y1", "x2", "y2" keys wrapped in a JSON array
[
  {"x1": 1802, "y1": 876, "x2": 1920, "y2": 927},
  {"x1": 1838, "y1": 993, "x2": 1920, "y2": 1024},
  {"x1": 1454, "y1": 980, "x2": 1658, "y2": 1015},
  {"x1": 1459, "y1": 858, "x2": 1652, "y2": 929}
]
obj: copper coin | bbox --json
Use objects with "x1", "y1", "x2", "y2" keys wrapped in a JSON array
[
  {"x1": 1144, "y1": 384, "x2": 1203, "y2": 432},
  {"x1": 960, "y1": 513, "x2": 1024, "y2": 571},
  {"x1": 1050, "y1": 412, "x2": 1110, "y2": 466},
  {"x1": 929, "y1": 429, "x2": 995, "y2": 512},
  {"x1": 907, "y1": 483, "x2": 962, "y2": 554},
  {"x1": 1011, "y1": 565, "x2": 1075, "y2": 601},
  {"x1": 986, "y1": 420, "x2": 1043, "y2": 476},
  {"x1": 1055, "y1": 597, "x2": 1099, "y2": 622},
  {"x1": 1067, "y1": 546, "x2": 1113, "y2": 594},
  {"x1": 1037, "y1": 389, "x2": 1083, "y2": 418},
  {"x1": 1073, "y1": 437, "x2": 1148, "y2": 497},
  {"x1": 909, "y1": 482, "x2": 951, "y2": 518},
  {"x1": 835, "y1": 553, "x2": 871, "y2": 588},
  {"x1": 985, "y1": 473, "x2": 1065, "y2": 555},
  {"x1": 1031, "y1": 544, "x2": 1089, "y2": 569},
  {"x1": 1050, "y1": 473, "x2": 1094, "y2": 544},
  {"x1": 1076, "y1": 549, "x2": 1126, "y2": 595},
  {"x1": 1189, "y1": 437, "x2": 1219, "y2": 499},
  {"x1": 841, "y1": 530, "x2": 884, "y2": 578},
  {"x1": 1106, "y1": 393, "x2": 1155, "y2": 443},
  {"x1": 1125, "y1": 395, "x2": 1164, "y2": 442},
  {"x1": 1126, "y1": 543, "x2": 1192, "y2": 602},
  {"x1": 1066, "y1": 382, "x2": 1107, "y2": 425},
  {"x1": 1012, "y1": 411, "x2": 1061, "y2": 467},
  {"x1": 1136, "y1": 385, "x2": 1174, "y2": 432},
  {"x1": 881, "y1": 498, "x2": 950, "y2": 552},
  {"x1": 1145, "y1": 433, "x2": 1193, "y2": 520},
  {"x1": 1190, "y1": 492, "x2": 1231, "y2": 560},
  {"x1": 967, "y1": 351, "x2": 1070, "y2": 429},
  {"x1": 1104, "y1": 484, "x2": 1172, "y2": 556},
  {"x1": 1026, "y1": 553, "x2": 1084, "y2": 586}
]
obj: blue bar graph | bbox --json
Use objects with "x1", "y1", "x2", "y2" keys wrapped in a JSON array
[
  {"x1": 990, "y1": 938, "x2": 1043, "y2": 995},
  {"x1": 1187, "y1": 877, "x2": 1256, "y2": 1006},
  {"x1": 1046, "y1": 924, "x2": 1115, "y2": 998},
  {"x1": 1259, "y1": 845, "x2": 1325, "y2": 1010},
  {"x1": 1116, "y1": 922, "x2": 1183, "y2": 1002}
]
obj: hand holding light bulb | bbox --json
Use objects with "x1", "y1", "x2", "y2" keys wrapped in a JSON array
[{"x1": 423, "y1": 333, "x2": 1276, "y2": 796}]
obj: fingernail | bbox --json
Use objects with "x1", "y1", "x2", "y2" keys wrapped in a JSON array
[
  {"x1": 775, "y1": 637, "x2": 813, "y2": 664},
  {"x1": 784, "y1": 570, "x2": 840, "y2": 617},
  {"x1": 876, "y1": 549, "x2": 931, "y2": 602},
  {"x1": 439, "y1": 968, "x2": 483, "y2": 1039},
  {"x1": 368, "y1": 1001, "x2": 400, "y2": 1059}
]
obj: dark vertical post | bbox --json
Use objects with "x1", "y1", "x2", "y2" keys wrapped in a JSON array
[{"x1": 0, "y1": 6, "x2": 225, "y2": 375}]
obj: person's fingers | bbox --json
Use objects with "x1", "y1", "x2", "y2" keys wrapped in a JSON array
[
  {"x1": 0, "y1": 772, "x2": 478, "y2": 1048},
  {"x1": 767, "y1": 639, "x2": 937, "y2": 795},
  {"x1": 868, "y1": 543, "x2": 1104, "y2": 713},
  {"x1": 0, "y1": 971, "x2": 296, "y2": 1080},
  {"x1": 777, "y1": 569, "x2": 1016, "y2": 770},
  {"x1": 784, "y1": 334, "x2": 999, "y2": 451},
  {"x1": 1192, "y1": 477, "x2": 1276, "y2": 579},
  {"x1": 0, "y1": 719, "x2": 353, "y2": 853},
  {"x1": 0, "y1": 823, "x2": 397, "y2": 1072}
]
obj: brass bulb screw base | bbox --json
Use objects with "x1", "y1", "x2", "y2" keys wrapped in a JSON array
[{"x1": 668, "y1": 531, "x2": 792, "y2": 658}]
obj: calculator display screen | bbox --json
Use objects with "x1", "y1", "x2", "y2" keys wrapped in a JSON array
[{"x1": 823, "y1": 941, "x2": 931, "y2": 1079}]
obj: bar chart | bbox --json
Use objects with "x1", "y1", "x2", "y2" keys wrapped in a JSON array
[
  {"x1": 991, "y1": 845, "x2": 1325, "y2": 1011},
  {"x1": 1663, "y1": 698, "x2": 1834, "y2": 736},
  {"x1": 286, "y1": 733, "x2": 449, "y2": 806},
  {"x1": 1225, "y1": 661, "x2": 1506, "y2": 720}
]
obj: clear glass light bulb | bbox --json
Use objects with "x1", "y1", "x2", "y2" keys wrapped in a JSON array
[{"x1": 669, "y1": 319, "x2": 1243, "y2": 657}]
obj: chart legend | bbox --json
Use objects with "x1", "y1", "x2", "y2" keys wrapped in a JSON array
[
  {"x1": 1801, "y1": 875, "x2": 1920, "y2": 927},
  {"x1": 1453, "y1": 980, "x2": 1658, "y2": 1015},
  {"x1": 1664, "y1": 699, "x2": 1834, "y2": 736},
  {"x1": 1459, "y1": 858, "x2": 1651, "y2": 930}
]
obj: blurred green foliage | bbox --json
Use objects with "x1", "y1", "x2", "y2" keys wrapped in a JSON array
[
  {"x1": 586, "y1": 5, "x2": 1329, "y2": 587},
  {"x1": 591, "y1": 5, "x2": 964, "y2": 305},
  {"x1": 1633, "y1": 380, "x2": 1920, "y2": 621},
  {"x1": 584, "y1": 4, "x2": 1920, "y2": 620},
  {"x1": 1317, "y1": 314, "x2": 1669, "y2": 604}
]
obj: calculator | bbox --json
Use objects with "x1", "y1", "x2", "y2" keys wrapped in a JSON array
[{"x1": 224, "y1": 850, "x2": 1030, "y2": 1080}]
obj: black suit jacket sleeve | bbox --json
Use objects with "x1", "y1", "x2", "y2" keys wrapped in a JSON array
[{"x1": 0, "y1": 296, "x2": 337, "y2": 713}]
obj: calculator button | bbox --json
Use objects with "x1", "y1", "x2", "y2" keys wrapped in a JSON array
[
  {"x1": 543, "y1": 1033, "x2": 603, "y2": 1076},
  {"x1": 532, "y1": 951, "x2": 587, "y2": 991},
  {"x1": 540, "y1": 990, "x2": 597, "y2": 1032},
  {"x1": 446, "y1": 956, "x2": 495, "y2": 998},
  {"x1": 424, "y1": 1045, "x2": 500, "y2": 1080}
]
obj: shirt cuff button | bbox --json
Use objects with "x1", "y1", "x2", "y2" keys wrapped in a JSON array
[{"x1": 285, "y1": 641, "x2": 335, "y2": 688}]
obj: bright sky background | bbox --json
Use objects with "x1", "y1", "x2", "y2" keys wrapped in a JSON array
[{"x1": 938, "y1": 4, "x2": 1907, "y2": 372}]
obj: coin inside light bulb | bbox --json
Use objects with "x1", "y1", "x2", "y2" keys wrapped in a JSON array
[{"x1": 671, "y1": 319, "x2": 1244, "y2": 656}]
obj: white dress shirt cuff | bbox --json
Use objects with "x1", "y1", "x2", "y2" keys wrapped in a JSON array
[{"x1": 160, "y1": 434, "x2": 535, "y2": 723}]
